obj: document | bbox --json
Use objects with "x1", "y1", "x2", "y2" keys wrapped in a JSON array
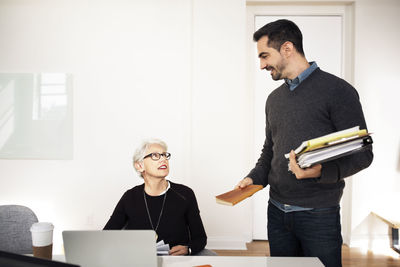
[
  {"x1": 284, "y1": 126, "x2": 368, "y2": 158},
  {"x1": 285, "y1": 126, "x2": 373, "y2": 169},
  {"x1": 157, "y1": 240, "x2": 170, "y2": 255},
  {"x1": 296, "y1": 136, "x2": 373, "y2": 168}
]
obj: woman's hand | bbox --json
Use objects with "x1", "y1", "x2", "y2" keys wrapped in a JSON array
[{"x1": 169, "y1": 245, "x2": 189, "y2": 255}]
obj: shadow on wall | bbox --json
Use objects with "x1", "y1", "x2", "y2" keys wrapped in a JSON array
[{"x1": 351, "y1": 213, "x2": 391, "y2": 252}]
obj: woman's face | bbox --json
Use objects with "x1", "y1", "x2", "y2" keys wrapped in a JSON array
[{"x1": 139, "y1": 144, "x2": 170, "y2": 179}]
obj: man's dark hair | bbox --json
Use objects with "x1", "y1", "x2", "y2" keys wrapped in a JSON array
[{"x1": 253, "y1": 19, "x2": 305, "y2": 56}]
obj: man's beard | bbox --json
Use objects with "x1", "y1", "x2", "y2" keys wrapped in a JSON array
[
  {"x1": 271, "y1": 69, "x2": 282, "y2": 80},
  {"x1": 269, "y1": 60, "x2": 286, "y2": 81}
]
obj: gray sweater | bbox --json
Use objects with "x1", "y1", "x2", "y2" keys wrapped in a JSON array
[{"x1": 248, "y1": 68, "x2": 373, "y2": 208}]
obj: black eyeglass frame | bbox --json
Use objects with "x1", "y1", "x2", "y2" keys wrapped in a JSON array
[{"x1": 143, "y1": 152, "x2": 171, "y2": 161}]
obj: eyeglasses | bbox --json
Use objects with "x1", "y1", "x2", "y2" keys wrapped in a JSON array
[{"x1": 143, "y1": 152, "x2": 171, "y2": 161}]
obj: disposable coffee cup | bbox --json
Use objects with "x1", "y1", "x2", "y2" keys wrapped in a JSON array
[{"x1": 30, "y1": 222, "x2": 54, "y2": 260}]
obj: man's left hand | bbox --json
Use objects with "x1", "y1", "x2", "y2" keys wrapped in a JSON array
[{"x1": 289, "y1": 150, "x2": 322, "y2": 179}]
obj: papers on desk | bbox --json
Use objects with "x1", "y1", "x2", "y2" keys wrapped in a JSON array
[
  {"x1": 157, "y1": 240, "x2": 170, "y2": 255},
  {"x1": 285, "y1": 126, "x2": 373, "y2": 169}
]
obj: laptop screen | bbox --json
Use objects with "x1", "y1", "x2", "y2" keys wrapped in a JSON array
[
  {"x1": 62, "y1": 230, "x2": 157, "y2": 267},
  {"x1": 0, "y1": 250, "x2": 80, "y2": 267}
]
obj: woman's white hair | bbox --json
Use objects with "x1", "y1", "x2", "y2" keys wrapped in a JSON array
[{"x1": 133, "y1": 138, "x2": 168, "y2": 177}]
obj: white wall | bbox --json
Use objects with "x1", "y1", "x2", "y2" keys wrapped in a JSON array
[
  {"x1": 0, "y1": 0, "x2": 251, "y2": 253},
  {"x1": 0, "y1": 0, "x2": 191, "y2": 252},
  {"x1": 0, "y1": 0, "x2": 399, "y2": 254},
  {"x1": 191, "y1": 0, "x2": 252, "y2": 249},
  {"x1": 350, "y1": 0, "x2": 400, "y2": 250}
]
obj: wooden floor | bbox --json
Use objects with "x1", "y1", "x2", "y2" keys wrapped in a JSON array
[{"x1": 212, "y1": 241, "x2": 400, "y2": 267}]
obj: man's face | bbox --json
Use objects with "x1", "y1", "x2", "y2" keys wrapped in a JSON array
[
  {"x1": 256, "y1": 36, "x2": 287, "y2": 81},
  {"x1": 141, "y1": 144, "x2": 170, "y2": 179}
]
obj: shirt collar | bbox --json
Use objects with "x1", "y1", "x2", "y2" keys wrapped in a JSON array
[
  {"x1": 159, "y1": 180, "x2": 170, "y2": 195},
  {"x1": 285, "y1": 61, "x2": 318, "y2": 91}
]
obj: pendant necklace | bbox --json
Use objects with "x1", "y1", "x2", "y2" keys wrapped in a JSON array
[{"x1": 143, "y1": 188, "x2": 167, "y2": 240}]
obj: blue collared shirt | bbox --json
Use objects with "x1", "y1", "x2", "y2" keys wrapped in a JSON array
[
  {"x1": 269, "y1": 198, "x2": 314, "y2": 213},
  {"x1": 285, "y1": 61, "x2": 318, "y2": 91}
]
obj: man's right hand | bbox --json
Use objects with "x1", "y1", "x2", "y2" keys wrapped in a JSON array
[{"x1": 235, "y1": 177, "x2": 254, "y2": 189}]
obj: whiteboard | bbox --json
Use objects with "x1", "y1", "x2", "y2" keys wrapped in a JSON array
[{"x1": 0, "y1": 73, "x2": 73, "y2": 159}]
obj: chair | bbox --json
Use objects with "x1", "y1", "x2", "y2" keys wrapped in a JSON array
[
  {"x1": 0, "y1": 205, "x2": 38, "y2": 254},
  {"x1": 195, "y1": 248, "x2": 218, "y2": 256}
]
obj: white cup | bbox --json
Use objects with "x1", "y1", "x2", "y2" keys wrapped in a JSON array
[{"x1": 30, "y1": 222, "x2": 54, "y2": 259}]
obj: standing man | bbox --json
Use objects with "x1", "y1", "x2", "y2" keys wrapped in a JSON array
[{"x1": 236, "y1": 19, "x2": 373, "y2": 267}]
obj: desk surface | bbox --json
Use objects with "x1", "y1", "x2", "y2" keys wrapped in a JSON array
[
  {"x1": 159, "y1": 255, "x2": 324, "y2": 267},
  {"x1": 53, "y1": 255, "x2": 324, "y2": 267},
  {"x1": 372, "y1": 211, "x2": 400, "y2": 228}
]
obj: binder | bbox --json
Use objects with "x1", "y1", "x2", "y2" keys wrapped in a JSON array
[
  {"x1": 285, "y1": 126, "x2": 373, "y2": 169},
  {"x1": 296, "y1": 135, "x2": 373, "y2": 168},
  {"x1": 285, "y1": 126, "x2": 368, "y2": 158}
]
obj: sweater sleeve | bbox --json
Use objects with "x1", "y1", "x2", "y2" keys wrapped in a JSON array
[
  {"x1": 103, "y1": 191, "x2": 129, "y2": 229},
  {"x1": 319, "y1": 79, "x2": 373, "y2": 183},
  {"x1": 185, "y1": 189, "x2": 207, "y2": 255},
  {"x1": 246, "y1": 102, "x2": 273, "y2": 187}
]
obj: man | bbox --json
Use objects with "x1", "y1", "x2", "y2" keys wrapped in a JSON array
[{"x1": 236, "y1": 19, "x2": 373, "y2": 267}]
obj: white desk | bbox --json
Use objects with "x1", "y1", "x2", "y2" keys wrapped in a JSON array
[
  {"x1": 53, "y1": 255, "x2": 324, "y2": 267},
  {"x1": 159, "y1": 256, "x2": 324, "y2": 267}
]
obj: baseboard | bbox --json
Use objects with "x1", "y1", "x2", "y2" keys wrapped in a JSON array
[
  {"x1": 207, "y1": 234, "x2": 392, "y2": 251},
  {"x1": 206, "y1": 236, "x2": 250, "y2": 250},
  {"x1": 342, "y1": 233, "x2": 350, "y2": 246}
]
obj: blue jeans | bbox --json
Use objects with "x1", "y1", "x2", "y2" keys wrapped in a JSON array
[{"x1": 267, "y1": 201, "x2": 342, "y2": 267}]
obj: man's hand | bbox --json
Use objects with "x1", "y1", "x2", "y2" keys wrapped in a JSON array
[
  {"x1": 169, "y1": 245, "x2": 189, "y2": 256},
  {"x1": 235, "y1": 177, "x2": 254, "y2": 189},
  {"x1": 289, "y1": 150, "x2": 322, "y2": 179}
]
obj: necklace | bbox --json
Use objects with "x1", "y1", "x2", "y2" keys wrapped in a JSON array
[{"x1": 143, "y1": 188, "x2": 167, "y2": 238}]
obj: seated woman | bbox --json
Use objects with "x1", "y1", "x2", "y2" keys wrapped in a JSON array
[{"x1": 104, "y1": 139, "x2": 207, "y2": 255}]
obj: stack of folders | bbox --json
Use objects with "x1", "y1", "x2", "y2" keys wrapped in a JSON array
[{"x1": 285, "y1": 126, "x2": 373, "y2": 169}]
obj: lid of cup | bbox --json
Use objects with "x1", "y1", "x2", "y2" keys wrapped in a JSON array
[{"x1": 30, "y1": 222, "x2": 54, "y2": 232}]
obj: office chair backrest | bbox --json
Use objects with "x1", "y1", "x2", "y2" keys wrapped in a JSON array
[{"x1": 0, "y1": 205, "x2": 39, "y2": 254}]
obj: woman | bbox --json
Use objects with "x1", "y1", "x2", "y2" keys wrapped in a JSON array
[{"x1": 104, "y1": 139, "x2": 207, "y2": 255}]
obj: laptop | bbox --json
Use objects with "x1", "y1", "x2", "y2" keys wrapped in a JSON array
[
  {"x1": 0, "y1": 250, "x2": 79, "y2": 267},
  {"x1": 62, "y1": 230, "x2": 157, "y2": 267}
]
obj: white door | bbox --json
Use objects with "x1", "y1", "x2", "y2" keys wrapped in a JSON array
[{"x1": 249, "y1": 8, "x2": 349, "y2": 240}]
